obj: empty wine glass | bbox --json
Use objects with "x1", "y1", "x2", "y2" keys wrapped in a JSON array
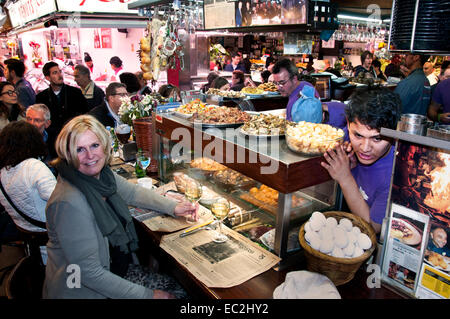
[{"x1": 211, "y1": 198, "x2": 230, "y2": 243}]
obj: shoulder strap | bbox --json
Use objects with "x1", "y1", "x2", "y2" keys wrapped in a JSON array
[{"x1": 0, "y1": 177, "x2": 46, "y2": 229}]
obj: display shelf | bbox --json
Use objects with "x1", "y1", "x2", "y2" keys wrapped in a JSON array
[{"x1": 380, "y1": 128, "x2": 450, "y2": 151}]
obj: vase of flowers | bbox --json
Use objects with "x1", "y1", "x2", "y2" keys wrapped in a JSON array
[{"x1": 119, "y1": 94, "x2": 159, "y2": 172}]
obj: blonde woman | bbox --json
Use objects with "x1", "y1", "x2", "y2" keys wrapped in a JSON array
[{"x1": 44, "y1": 115, "x2": 196, "y2": 299}]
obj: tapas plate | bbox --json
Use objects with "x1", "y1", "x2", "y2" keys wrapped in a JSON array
[
  {"x1": 239, "y1": 127, "x2": 285, "y2": 138},
  {"x1": 389, "y1": 217, "x2": 422, "y2": 246}
]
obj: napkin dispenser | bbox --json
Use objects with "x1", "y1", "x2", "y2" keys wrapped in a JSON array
[{"x1": 119, "y1": 141, "x2": 137, "y2": 162}]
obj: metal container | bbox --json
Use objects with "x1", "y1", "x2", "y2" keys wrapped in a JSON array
[{"x1": 398, "y1": 114, "x2": 427, "y2": 135}]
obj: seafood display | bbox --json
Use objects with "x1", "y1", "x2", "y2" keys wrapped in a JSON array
[
  {"x1": 241, "y1": 114, "x2": 287, "y2": 136},
  {"x1": 190, "y1": 107, "x2": 251, "y2": 125}
]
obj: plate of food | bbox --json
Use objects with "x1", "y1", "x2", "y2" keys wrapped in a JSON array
[
  {"x1": 425, "y1": 251, "x2": 450, "y2": 271},
  {"x1": 241, "y1": 87, "x2": 266, "y2": 98},
  {"x1": 173, "y1": 99, "x2": 216, "y2": 118},
  {"x1": 240, "y1": 113, "x2": 287, "y2": 138},
  {"x1": 389, "y1": 217, "x2": 422, "y2": 246},
  {"x1": 212, "y1": 168, "x2": 256, "y2": 191},
  {"x1": 190, "y1": 106, "x2": 251, "y2": 128}
]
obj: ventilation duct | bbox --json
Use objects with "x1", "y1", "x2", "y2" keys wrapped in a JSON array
[{"x1": 388, "y1": 0, "x2": 450, "y2": 54}]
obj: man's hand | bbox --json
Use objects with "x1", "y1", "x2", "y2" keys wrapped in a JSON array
[
  {"x1": 174, "y1": 200, "x2": 198, "y2": 221},
  {"x1": 439, "y1": 112, "x2": 450, "y2": 123},
  {"x1": 321, "y1": 144, "x2": 353, "y2": 184},
  {"x1": 343, "y1": 141, "x2": 357, "y2": 169}
]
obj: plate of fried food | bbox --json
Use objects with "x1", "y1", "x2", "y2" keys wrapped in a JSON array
[
  {"x1": 241, "y1": 87, "x2": 266, "y2": 98},
  {"x1": 173, "y1": 99, "x2": 216, "y2": 118},
  {"x1": 190, "y1": 106, "x2": 251, "y2": 128},
  {"x1": 258, "y1": 82, "x2": 279, "y2": 95},
  {"x1": 240, "y1": 113, "x2": 287, "y2": 137}
]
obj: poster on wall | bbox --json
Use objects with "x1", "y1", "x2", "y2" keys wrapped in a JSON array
[
  {"x1": 204, "y1": 0, "x2": 235, "y2": 29},
  {"x1": 101, "y1": 29, "x2": 112, "y2": 49},
  {"x1": 242, "y1": 0, "x2": 282, "y2": 27},
  {"x1": 382, "y1": 141, "x2": 450, "y2": 299},
  {"x1": 94, "y1": 29, "x2": 101, "y2": 49}
]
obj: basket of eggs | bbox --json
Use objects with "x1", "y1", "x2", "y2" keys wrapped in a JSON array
[{"x1": 298, "y1": 211, "x2": 377, "y2": 286}]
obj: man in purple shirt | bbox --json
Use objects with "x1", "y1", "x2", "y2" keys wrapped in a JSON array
[
  {"x1": 271, "y1": 59, "x2": 320, "y2": 121},
  {"x1": 321, "y1": 88, "x2": 402, "y2": 234},
  {"x1": 428, "y1": 78, "x2": 450, "y2": 123}
]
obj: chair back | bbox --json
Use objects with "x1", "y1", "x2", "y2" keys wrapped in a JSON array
[
  {"x1": 5, "y1": 255, "x2": 45, "y2": 299},
  {"x1": 14, "y1": 224, "x2": 48, "y2": 266}
]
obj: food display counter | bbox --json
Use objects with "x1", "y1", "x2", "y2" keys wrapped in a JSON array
[{"x1": 153, "y1": 111, "x2": 341, "y2": 266}]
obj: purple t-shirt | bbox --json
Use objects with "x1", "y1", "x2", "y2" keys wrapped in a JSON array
[
  {"x1": 351, "y1": 146, "x2": 395, "y2": 225},
  {"x1": 324, "y1": 101, "x2": 348, "y2": 141},
  {"x1": 432, "y1": 78, "x2": 450, "y2": 113},
  {"x1": 286, "y1": 82, "x2": 320, "y2": 121}
]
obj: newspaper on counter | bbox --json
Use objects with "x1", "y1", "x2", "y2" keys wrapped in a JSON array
[{"x1": 160, "y1": 223, "x2": 281, "y2": 288}]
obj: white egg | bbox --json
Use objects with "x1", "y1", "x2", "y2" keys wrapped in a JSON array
[
  {"x1": 347, "y1": 232, "x2": 357, "y2": 245},
  {"x1": 304, "y1": 221, "x2": 313, "y2": 233},
  {"x1": 332, "y1": 246, "x2": 345, "y2": 258},
  {"x1": 309, "y1": 234, "x2": 322, "y2": 251},
  {"x1": 339, "y1": 218, "x2": 353, "y2": 232},
  {"x1": 334, "y1": 228, "x2": 349, "y2": 249},
  {"x1": 310, "y1": 217, "x2": 324, "y2": 232},
  {"x1": 358, "y1": 233, "x2": 372, "y2": 250},
  {"x1": 311, "y1": 211, "x2": 326, "y2": 226},
  {"x1": 319, "y1": 225, "x2": 335, "y2": 240},
  {"x1": 319, "y1": 239, "x2": 334, "y2": 254},
  {"x1": 353, "y1": 246, "x2": 364, "y2": 258},
  {"x1": 351, "y1": 226, "x2": 361, "y2": 235},
  {"x1": 326, "y1": 217, "x2": 338, "y2": 228},
  {"x1": 343, "y1": 243, "x2": 355, "y2": 256},
  {"x1": 305, "y1": 230, "x2": 320, "y2": 243}
]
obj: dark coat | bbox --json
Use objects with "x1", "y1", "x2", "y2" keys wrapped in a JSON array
[
  {"x1": 86, "y1": 84, "x2": 106, "y2": 111},
  {"x1": 36, "y1": 84, "x2": 89, "y2": 137},
  {"x1": 88, "y1": 100, "x2": 115, "y2": 128}
]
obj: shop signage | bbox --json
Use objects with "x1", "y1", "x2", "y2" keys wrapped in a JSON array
[
  {"x1": 6, "y1": 0, "x2": 57, "y2": 28},
  {"x1": 56, "y1": 0, "x2": 138, "y2": 14}
]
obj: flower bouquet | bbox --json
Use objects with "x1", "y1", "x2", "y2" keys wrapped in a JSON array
[
  {"x1": 29, "y1": 41, "x2": 42, "y2": 67},
  {"x1": 118, "y1": 94, "x2": 158, "y2": 126}
]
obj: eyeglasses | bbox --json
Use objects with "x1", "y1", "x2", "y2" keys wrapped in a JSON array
[
  {"x1": 1, "y1": 90, "x2": 17, "y2": 96},
  {"x1": 273, "y1": 77, "x2": 294, "y2": 87},
  {"x1": 113, "y1": 92, "x2": 129, "y2": 97}
]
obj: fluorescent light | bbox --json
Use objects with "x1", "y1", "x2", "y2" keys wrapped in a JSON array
[{"x1": 337, "y1": 14, "x2": 382, "y2": 24}]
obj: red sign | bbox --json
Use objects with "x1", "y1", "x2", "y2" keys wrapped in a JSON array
[{"x1": 100, "y1": 28, "x2": 112, "y2": 49}]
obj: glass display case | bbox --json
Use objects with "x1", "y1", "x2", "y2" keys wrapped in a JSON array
[{"x1": 154, "y1": 111, "x2": 341, "y2": 268}]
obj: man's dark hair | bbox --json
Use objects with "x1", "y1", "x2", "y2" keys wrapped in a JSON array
[
  {"x1": 84, "y1": 52, "x2": 92, "y2": 63},
  {"x1": 419, "y1": 55, "x2": 430, "y2": 66},
  {"x1": 232, "y1": 70, "x2": 245, "y2": 84},
  {"x1": 4, "y1": 59, "x2": 26, "y2": 78},
  {"x1": 42, "y1": 61, "x2": 59, "y2": 77},
  {"x1": 372, "y1": 59, "x2": 381, "y2": 69},
  {"x1": 0, "y1": 121, "x2": 47, "y2": 169},
  {"x1": 74, "y1": 64, "x2": 91, "y2": 79},
  {"x1": 272, "y1": 58, "x2": 298, "y2": 78},
  {"x1": 260, "y1": 70, "x2": 271, "y2": 83},
  {"x1": 105, "y1": 82, "x2": 127, "y2": 100},
  {"x1": 360, "y1": 51, "x2": 373, "y2": 64},
  {"x1": 211, "y1": 77, "x2": 230, "y2": 89},
  {"x1": 119, "y1": 72, "x2": 140, "y2": 94},
  {"x1": 109, "y1": 56, "x2": 123, "y2": 68},
  {"x1": 345, "y1": 87, "x2": 402, "y2": 131}
]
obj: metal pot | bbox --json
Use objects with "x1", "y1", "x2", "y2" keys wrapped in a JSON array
[{"x1": 398, "y1": 114, "x2": 427, "y2": 135}]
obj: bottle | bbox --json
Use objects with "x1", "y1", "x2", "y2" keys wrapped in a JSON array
[{"x1": 135, "y1": 148, "x2": 146, "y2": 178}]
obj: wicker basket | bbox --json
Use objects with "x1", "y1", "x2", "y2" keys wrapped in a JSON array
[{"x1": 298, "y1": 211, "x2": 377, "y2": 286}]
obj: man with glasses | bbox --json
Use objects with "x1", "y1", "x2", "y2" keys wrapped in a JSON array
[
  {"x1": 272, "y1": 59, "x2": 319, "y2": 121},
  {"x1": 4, "y1": 58, "x2": 36, "y2": 109},
  {"x1": 89, "y1": 82, "x2": 128, "y2": 128},
  {"x1": 26, "y1": 103, "x2": 57, "y2": 161},
  {"x1": 36, "y1": 61, "x2": 89, "y2": 137}
]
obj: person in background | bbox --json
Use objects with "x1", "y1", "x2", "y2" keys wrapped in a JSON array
[
  {"x1": 0, "y1": 121, "x2": 56, "y2": 263},
  {"x1": 74, "y1": 64, "x2": 105, "y2": 111},
  {"x1": 353, "y1": 51, "x2": 376, "y2": 78},
  {"x1": 321, "y1": 88, "x2": 402, "y2": 234},
  {"x1": 437, "y1": 60, "x2": 450, "y2": 82},
  {"x1": 0, "y1": 81, "x2": 24, "y2": 125},
  {"x1": 36, "y1": 62, "x2": 89, "y2": 138},
  {"x1": 26, "y1": 103, "x2": 57, "y2": 161},
  {"x1": 236, "y1": 1, "x2": 243, "y2": 27},
  {"x1": 423, "y1": 62, "x2": 439, "y2": 86},
  {"x1": 84, "y1": 52, "x2": 107, "y2": 82},
  {"x1": 201, "y1": 72, "x2": 219, "y2": 93},
  {"x1": 428, "y1": 77, "x2": 450, "y2": 124},
  {"x1": 44, "y1": 115, "x2": 196, "y2": 298},
  {"x1": 158, "y1": 84, "x2": 181, "y2": 102},
  {"x1": 119, "y1": 72, "x2": 141, "y2": 96},
  {"x1": 242, "y1": 54, "x2": 252, "y2": 74},
  {"x1": 372, "y1": 59, "x2": 387, "y2": 82},
  {"x1": 394, "y1": 53, "x2": 431, "y2": 116},
  {"x1": 4, "y1": 58, "x2": 35, "y2": 109},
  {"x1": 89, "y1": 82, "x2": 127, "y2": 128},
  {"x1": 109, "y1": 56, "x2": 124, "y2": 82},
  {"x1": 260, "y1": 70, "x2": 271, "y2": 84},
  {"x1": 231, "y1": 70, "x2": 245, "y2": 91},
  {"x1": 211, "y1": 77, "x2": 231, "y2": 91},
  {"x1": 271, "y1": 59, "x2": 319, "y2": 121},
  {"x1": 224, "y1": 52, "x2": 246, "y2": 73},
  {"x1": 135, "y1": 71, "x2": 152, "y2": 96},
  {"x1": 384, "y1": 54, "x2": 405, "y2": 79},
  {"x1": 426, "y1": 227, "x2": 450, "y2": 257}
]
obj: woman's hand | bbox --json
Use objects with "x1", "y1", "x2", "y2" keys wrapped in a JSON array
[
  {"x1": 321, "y1": 144, "x2": 353, "y2": 184},
  {"x1": 174, "y1": 200, "x2": 198, "y2": 221}
]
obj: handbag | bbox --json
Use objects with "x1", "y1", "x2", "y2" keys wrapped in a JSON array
[{"x1": 0, "y1": 179, "x2": 46, "y2": 229}]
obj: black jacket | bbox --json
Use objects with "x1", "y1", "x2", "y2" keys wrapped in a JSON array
[
  {"x1": 86, "y1": 84, "x2": 106, "y2": 111},
  {"x1": 36, "y1": 84, "x2": 89, "y2": 136},
  {"x1": 88, "y1": 100, "x2": 116, "y2": 128}
]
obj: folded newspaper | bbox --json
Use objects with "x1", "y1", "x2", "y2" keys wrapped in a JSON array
[{"x1": 160, "y1": 223, "x2": 281, "y2": 288}]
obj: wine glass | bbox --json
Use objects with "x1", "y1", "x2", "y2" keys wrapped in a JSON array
[
  {"x1": 210, "y1": 198, "x2": 230, "y2": 243},
  {"x1": 135, "y1": 150, "x2": 150, "y2": 178},
  {"x1": 184, "y1": 179, "x2": 202, "y2": 223}
]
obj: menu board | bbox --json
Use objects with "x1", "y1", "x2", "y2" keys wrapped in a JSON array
[
  {"x1": 381, "y1": 141, "x2": 450, "y2": 299},
  {"x1": 204, "y1": 0, "x2": 307, "y2": 30}
]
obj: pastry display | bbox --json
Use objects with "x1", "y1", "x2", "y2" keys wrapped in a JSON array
[
  {"x1": 258, "y1": 82, "x2": 278, "y2": 92},
  {"x1": 190, "y1": 106, "x2": 251, "y2": 125},
  {"x1": 241, "y1": 114, "x2": 287, "y2": 136},
  {"x1": 286, "y1": 122, "x2": 344, "y2": 155},
  {"x1": 190, "y1": 157, "x2": 226, "y2": 171}
]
